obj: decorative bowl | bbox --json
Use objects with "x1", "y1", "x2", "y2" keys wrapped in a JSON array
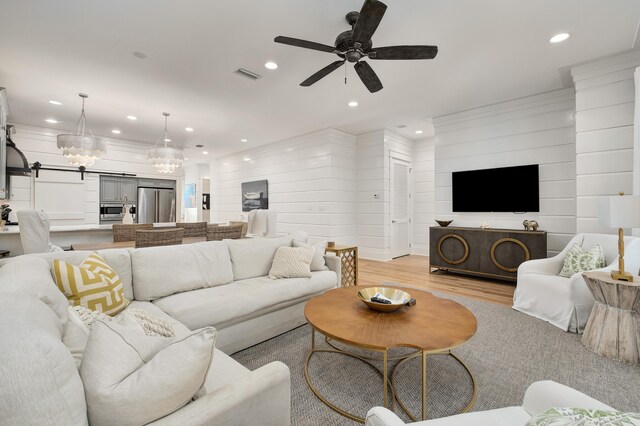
[
  {"x1": 357, "y1": 287, "x2": 411, "y2": 313},
  {"x1": 435, "y1": 219, "x2": 453, "y2": 227}
]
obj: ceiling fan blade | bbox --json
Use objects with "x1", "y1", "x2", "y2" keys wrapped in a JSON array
[
  {"x1": 300, "y1": 60, "x2": 345, "y2": 87},
  {"x1": 274, "y1": 36, "x2": 336, "y2": 53},
  {"x1": 368, "y1": 45, "x2": 438, "y2": 60},
  {"x1": 352, "y1": 0, "x2": 387, "y2": 44},
  {"x1": 354, "y1": 61, "x2": 383, "y2": 93}
]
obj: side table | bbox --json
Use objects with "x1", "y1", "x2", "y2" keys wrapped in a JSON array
[
  {"x1": 581, "y1": 271, "x2": 640, "y2": 365},
  {"x1": 325, "y1": 245, "x2": 358, "y2": 287}
]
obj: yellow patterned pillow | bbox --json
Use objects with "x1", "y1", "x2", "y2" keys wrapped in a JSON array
[{"x1": 53, "y1": 253, "x2": 129, "y2": 315}]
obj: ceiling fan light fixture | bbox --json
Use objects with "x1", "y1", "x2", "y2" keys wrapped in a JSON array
[
  {"x1": 56, "y1": 93, "x2": 107, "y2": 167},
  {"x1": 148, "y1": 112, "x2": 184, "y2": 174},
  {"x1": 549, "y1": 33, "x2": 570, "y2": 43}
]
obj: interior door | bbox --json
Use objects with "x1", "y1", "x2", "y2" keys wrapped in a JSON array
[{"x1": 390, "y1": 157, "x2": 411, "y2": 258}]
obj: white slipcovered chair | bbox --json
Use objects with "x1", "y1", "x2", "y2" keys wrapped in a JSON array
[
  {"x1": 247, "y1": 209, "x2": 278, "y2": 237},
  {"x1": 364, "y1": 380, "x2": 614, "y2": 426},
  {"x1": 512, "y1": 233, "x2": 640, "y2": 332},
  {"x1": 16, "y1": 210, "x2": 63, "y2": 254}
]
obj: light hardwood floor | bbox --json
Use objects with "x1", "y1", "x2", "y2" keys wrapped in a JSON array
[{"x1": 358, "y1": 255, "x2": 515, "y2": 306}]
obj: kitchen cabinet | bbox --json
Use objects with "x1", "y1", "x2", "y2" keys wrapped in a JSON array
[{"x1": 100, "y1": 176, "x2": 137, "y2": 202}]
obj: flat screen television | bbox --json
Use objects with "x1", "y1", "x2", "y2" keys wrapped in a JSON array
[{"x1": 452, "y1": 164, "x2": 539, "y2": 212}]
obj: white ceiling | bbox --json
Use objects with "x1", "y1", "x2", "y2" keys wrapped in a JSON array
[{"x1": 1, "y1": 0, "x2": 639, "y2": 164}]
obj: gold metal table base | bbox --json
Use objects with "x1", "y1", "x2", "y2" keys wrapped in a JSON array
[{"x1": 304, "y1": 329, "x2": 477, "y2": 423}]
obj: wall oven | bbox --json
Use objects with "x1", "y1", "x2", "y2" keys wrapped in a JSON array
[{"x1": 100, "y1": 203, "x2": 136, "y2": 224}]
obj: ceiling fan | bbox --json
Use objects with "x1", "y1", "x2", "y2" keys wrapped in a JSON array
[{"x1": 274, "y1": 0, "x2": 438, "y2": 93}]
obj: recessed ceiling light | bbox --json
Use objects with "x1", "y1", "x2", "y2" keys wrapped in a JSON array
[
  {"x1": 223, "y1": 162, "x2": 229, "y2": 166},
  {"x1": 264, "y1": 61, "x2": 278, "y2": 70},
  {"x1": 241, "y1": 139, "x2": 248, "y2": 143},
  {"x1": 243, "y1": 157, "x2": 251, "y2": 162},
  {"x1": 184, "y1": 157, "x2": 189, "y2": 160},
  {"x1": 185, "y1": 127, "x2": 194, "y2": 132},
  {"x1": 45, "y1": 118, "x2": 58, "y2": 124},
  {"x1": 549, "y1": 33, "x2": 570, "y2": 44},
  {"x1": 48, "y1": 100, "x2": 62, "y2": 105},
  {"x1": 202, "y1": 151, "x2": 209, "y2": 155},
  {"x1": 348, "y1": 100, "x2": 359, "y2": 107},
  {"x1": 111, "y1": 129, "x2": 121, "y2": 134},
  {"x1": 126, "y1": 115, "x2": 137, "y2": 120},
  {"x1": 164, "y1": 138, "x2": 171, "y2": 142},
  {"x1": 415, "y1": 130, "x2": 424, "y2": 134}
]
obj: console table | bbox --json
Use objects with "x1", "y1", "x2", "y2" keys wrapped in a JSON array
[{"x1": 429, "y1": 226, "x2": 547, "y2": 281}]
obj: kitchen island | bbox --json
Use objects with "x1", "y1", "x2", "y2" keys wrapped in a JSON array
[{"x1": 0, "y1": 222, "x2": 178, "y2": 256}]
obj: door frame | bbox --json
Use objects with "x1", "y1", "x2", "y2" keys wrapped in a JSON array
[{"x1": 389, "y1": 151, "x2": 413, "y2": 259}]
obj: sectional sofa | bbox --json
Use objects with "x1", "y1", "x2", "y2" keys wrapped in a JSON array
[{"x1": 0, "y1": 233, "x2": 340, "y2": 425}]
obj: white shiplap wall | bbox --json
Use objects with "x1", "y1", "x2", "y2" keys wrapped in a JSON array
[
  {"x1": 432, "y1": 89, "x2": 577, "y2": 255},
  {"x1": 211, "y1": 128, "x2": 357, "y2": 244},
  {"x1": 571, "y1": 50, "x2": 640, "y2": 234},
  {"x1": 3, "y1": 124, "x2": 183, "y2": 225},
  {"x1": 413, "y1": 137, "x2": 436, "y2": 255},
  {"x1": 356, "y1": 130, "x2": 386, "y2": 259}
]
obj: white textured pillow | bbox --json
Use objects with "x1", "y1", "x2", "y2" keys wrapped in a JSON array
[
  {"x1": 80, "y1": 317, "x2": 215, "y2": 426},
  {"x1": 293, "y1": 240, "x2": 328, "y2": 271},
  {"x1": 269, "y1": 246, "x2": 315, "y2": 279},
  {"x1": 63, "y1": 306, "x2": 175, "y2": 368}
]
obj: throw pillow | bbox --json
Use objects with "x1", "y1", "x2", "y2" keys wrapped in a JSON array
[
  {"x1": 526, "y1": 407, "x2": 640, "y2": 426},
  {"x1": 293, "y1": 240, "x2": 329, "y2": 271},
  {"x1": 559, "y1": 244, "x2": 606, "y2": 278},
  {"x1": 269, "y1": 246, "x2": 315, "y2": 279},
  {"x1": 80, "y1": 317, "x2": 215, "y2": 426},
  {"x1": 63, "y1": 306, "x2": 176, "y2": 368},
  {"x1": 53, "y1": 252, "x2": 129, "y2": 315}
]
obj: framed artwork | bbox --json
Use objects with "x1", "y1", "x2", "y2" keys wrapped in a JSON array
[
  {"x1": 241, "y1": 179, "x2": 268, "y2": 212},
  {"x1": 184, "y1": 183, "x2": 196, "y2": 208}
]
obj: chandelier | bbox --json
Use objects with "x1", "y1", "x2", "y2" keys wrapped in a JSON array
[
  {"x1": 148, "y1": 112, "x2": 183, "y2": 174},
  {"x1": 56, "y1": 93, "x2": 107, "y2": 167}
]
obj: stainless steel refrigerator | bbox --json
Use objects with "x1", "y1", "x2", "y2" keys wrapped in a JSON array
[{"x1": 137, "y1": 187, "x2": 176, "y2": 223}]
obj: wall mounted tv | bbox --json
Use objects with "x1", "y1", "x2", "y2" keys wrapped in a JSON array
[{"x1": 452, "y1": 164, "x2": 539, "y2": 212}]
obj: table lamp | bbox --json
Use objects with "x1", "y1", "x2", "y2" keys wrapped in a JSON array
[{"x1": 598, "y1": 192, "x2": 640, "y2": 282}]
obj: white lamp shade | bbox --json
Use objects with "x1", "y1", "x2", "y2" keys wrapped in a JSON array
[{"x1": 598, "y1": 195, "x2": 640, "y2": 228}]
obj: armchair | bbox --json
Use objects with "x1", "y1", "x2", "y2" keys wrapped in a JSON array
[{"x1": 512, "y1": 233, "x2": 640, "y2": 332}]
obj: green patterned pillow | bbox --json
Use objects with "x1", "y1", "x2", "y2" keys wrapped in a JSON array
[
  {"x1": 526, "y1": 407, "x2": 640, "y2": 425},
  {"x1": 559, "y1": 244, "x2": 606, "y2": 278}
]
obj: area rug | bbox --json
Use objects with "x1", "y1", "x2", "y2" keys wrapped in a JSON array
[{"x1": 232, "y1": 287, "x2": 640, "y2": 425}]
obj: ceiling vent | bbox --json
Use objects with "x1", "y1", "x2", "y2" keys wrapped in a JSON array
[{"x1": 234, "y1": 68, "x2": 262, "y2": 80}]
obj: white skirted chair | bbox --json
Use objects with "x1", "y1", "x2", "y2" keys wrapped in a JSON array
[
  {"x1": 16, "y1": 210, "x2": 63, "y2": 254},
  {"x1": 512, "y1": 233, "x2": 640, "y2": 333},
  {"x1": 247, "y1": 209, "x2": 278, "y2": 237}
]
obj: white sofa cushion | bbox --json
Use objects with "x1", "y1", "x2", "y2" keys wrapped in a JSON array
[
  {"x1": 20, "y1": 249, "x2": 135, "y2": 300},
  {"x1": 80, "y1": 318, "x2": 216, "y2": 426},
  {"x1": 294, "y1": 240, "x2": 329, "y2": 271},
  {"x1": 0, "y1": 293, "x2": 88, "y2": 426},
  {"x1": 224, "y1": 235, "x2": 294, "y2": 280},
  {"x1": 132, "y1": 241, "x2": 234, "y2": 301},
  {"x1": 195, "y1": 347, "x2": 251, "y2": 399},
  {"x1": 153, "y1": 270, "x2": 337, "y2": 330},
  {"x1": 0, "y1": 256, "x2": 70, "y2": 324},
  {"x1": 365, "y1": 406, "x2": 530, "y2": 426}
]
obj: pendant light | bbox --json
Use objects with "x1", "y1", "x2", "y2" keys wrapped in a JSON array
[
  {"x1": 56, "y1": 93, "x2": 107, "y2": 167},
  {"x1": 148, "y1": 112, "x2": 184, "y2": 174}
]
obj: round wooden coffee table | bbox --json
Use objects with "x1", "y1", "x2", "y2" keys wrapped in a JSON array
[{"x1": 304, "y1": 286, "x2": 478, "y2": 423}]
